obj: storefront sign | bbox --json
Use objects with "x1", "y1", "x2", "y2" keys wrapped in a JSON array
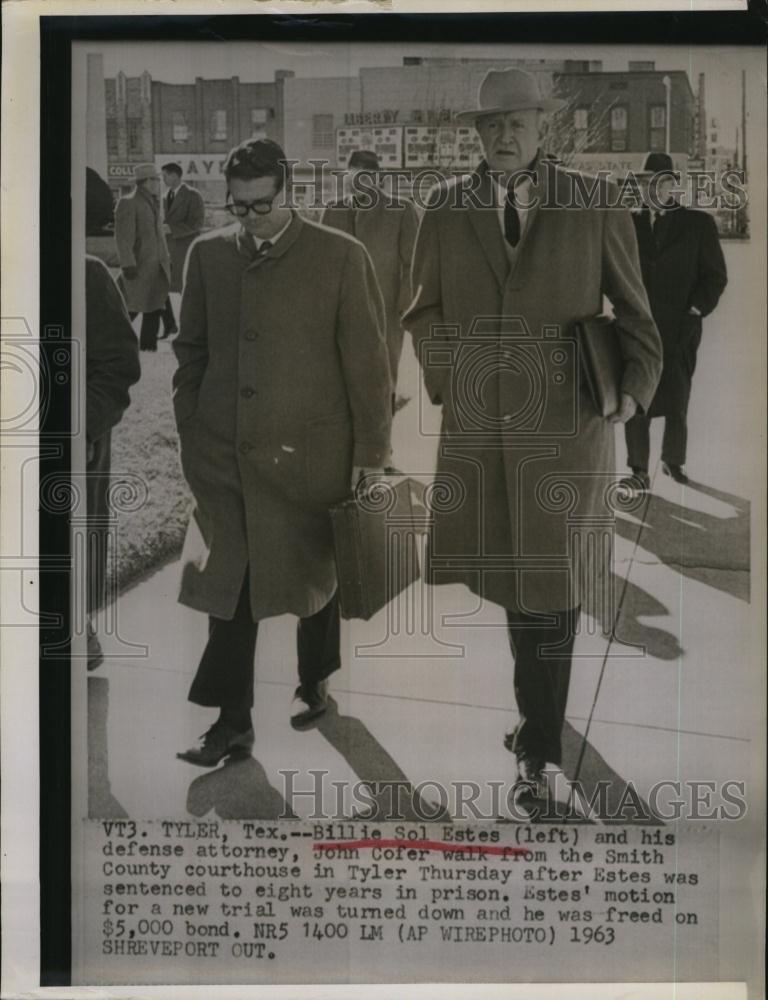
[
  {"x1": 403, "y1": 126, "x2": 482, "y2": 170},
  {"x1": 153, "y1": 154, "x2": 229, "y2": 179},
  {"x1": 343, "y1": 110, "x2": 399, "y2": 126},
  {"x1": 107, "y1": 163, "x2": 137, "y2": 179}
]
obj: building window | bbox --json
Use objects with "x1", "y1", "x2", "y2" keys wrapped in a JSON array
[
  {"x1": 250, "y1": 107, "x2": 269, "y2": 139},
  {"x1": 610, "y1": 105, "x2": 628, "y2": 152},
  {"x1": 312, "y1": 114, "x2": 334, "y2": 148},
  {"x1": 649, "y1": 104, "x2": 666, "y2": 151},
  {"x1": 127, "y1": 118, "x2": 142, "y2": 155},
  {"x1": 106, "y1": 120, "x2": 119, "y2": 157},
  {"x1": 573, "y1": 107, "x2": 589, "y2": 148},
  {"x1": 172, "y1": 113, "x2": 189, "y2": 143},
  {"x1": 212, "y1": 110, "x2": 227, "y2": 142}
]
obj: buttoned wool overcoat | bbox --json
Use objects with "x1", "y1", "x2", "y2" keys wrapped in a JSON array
[
  {"x1": 114, "y1": 186, "x2": 171, "y2": 314},
  {"x1": 172, "y1": 213, "x2": 392, "y2": 622},
  {"x1": 404, "y1": 158, "x2": 663, "y2": 614},
  {"x1": 632, "y1": 204, "x2": 727, "y2": 418},
  {"x1": 164, "y1": 183, "x2": 206, "y2": 293}
]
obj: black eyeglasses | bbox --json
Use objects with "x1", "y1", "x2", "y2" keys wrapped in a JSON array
[{"x1": 226, "y1": 197, "x2": 276, "y2": 217}]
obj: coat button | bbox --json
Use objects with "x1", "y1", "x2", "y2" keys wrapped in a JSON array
[
  {"x1": 238, "y1": 441, "x2": 252, "y2": 454},
  {"x1": 240, "y1": 386, "x2": 255, "y2": 398},
  {"x1": 244, "y1": 330, "x2": 258, "y2": 341}
]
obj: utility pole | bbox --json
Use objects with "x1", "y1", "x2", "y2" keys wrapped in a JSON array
[{"x1": 741, "y1": 68, "x2": 747, "y2": 178}]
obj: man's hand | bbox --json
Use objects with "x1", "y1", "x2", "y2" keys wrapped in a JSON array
[
  {"x1": 608, "y1": 392, "x2": 638, "y2": 424},
  {"x1": 163, "y1": 223, "x2": 172, "y2": 236},
  {"x1": 351, "y1": 466, "x2": 386, "y2": 491},
  {"x1": 122, "y1": 265, "x2": 138, "y2": 281}
]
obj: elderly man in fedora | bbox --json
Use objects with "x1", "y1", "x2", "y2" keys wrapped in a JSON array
[
  {"x1": 404, "y1": 67, "x2": 662, "y2": 799},
  {"x1": 322, "y1": 149, "x2": 419, "y2": 411},
  {"x1": 114, "y1": 163, "x2": 172, "y2": 352},
  {"x1": 172, "y1": 138, "x2": 392, "y2": 767},
  {"x1": 623, "y1": 152, "x2": 728, "y2": 489}
]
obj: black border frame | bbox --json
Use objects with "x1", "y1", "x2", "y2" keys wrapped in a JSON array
[{"x1": 39, "y1": 5, "x2": 767, "y2": 986}]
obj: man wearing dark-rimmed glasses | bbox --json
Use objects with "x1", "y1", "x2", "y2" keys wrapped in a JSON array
[{"x1": 172, "y1": 138, "x2": 392, "y2": 766}]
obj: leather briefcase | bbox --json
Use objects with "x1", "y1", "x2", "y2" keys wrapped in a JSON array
[
  {"x1": 330, "y1": 475, "x2": 427, "y2": 621},
  {"x1": 574, "y1": 314, "x2": 624, "y2": 418}
]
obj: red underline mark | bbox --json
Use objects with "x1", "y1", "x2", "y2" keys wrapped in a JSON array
[{"x1": 313, "y1": 839, "x2": 527, "y2": 857}]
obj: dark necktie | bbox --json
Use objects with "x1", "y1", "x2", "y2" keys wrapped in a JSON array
[
  {"x1": 167, "y1": 189, "x2": 175, "y2": 208},
  {"x1": 241, "y1": 233, "x2": 273, "y2": 261},
  {"x1": 504, "y1": 184, "x2": 520, "y2": 248}
]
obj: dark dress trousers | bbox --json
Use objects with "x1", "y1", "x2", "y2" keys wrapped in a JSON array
[
  {"x1": 625, "y1": 203, "x2": 727, "y2": 469},
  {"x1": 85, "y1": 256, "x2": 141, "y2": 612}
]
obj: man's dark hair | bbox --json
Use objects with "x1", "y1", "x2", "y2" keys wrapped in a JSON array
[
  {"x1": 348, "y1": 149, "x2": 379, "y2": 171},
  {"x1": 224, "y1": 138, "x2": 289, "y2": 191},
  {"x1": 161, "y1": 162, "x2": 183, "y2": 177}
]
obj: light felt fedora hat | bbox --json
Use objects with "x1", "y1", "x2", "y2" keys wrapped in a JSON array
[
  {"x1": 455, "y1": 67, "x2": 566, "y2": 125},
  {"x1": 134, "y1": 162, "x2": 160, "y2": 181}
]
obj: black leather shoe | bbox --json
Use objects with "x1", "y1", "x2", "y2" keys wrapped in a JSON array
[
  {"x1": 619, "y1": 467, "x2": 650, "y2": 492},
  {"x1": 512, "y1": 753, "x2": 547, "y2": 804},
  {"x1": 662, "y1": 462, "x2": 688, "y2": 484},
  {"x1": 177, "y1": 722, "x2": 254, "y2": 767},
  {"x1": 291, "y1": 680, "x2": 329, "y2": 730}
]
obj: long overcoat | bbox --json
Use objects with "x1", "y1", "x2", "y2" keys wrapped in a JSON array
[
  {"x1": 164, "y1": 183, "x2": 206, "y2": 293},
  {"x1": 404, "y1": 158, "x2": 663, "y2": 614},
  {"x1": 321, "y1": 194, "x2": 419, "y2": 386},
  {"x1": 172, "y1": 214, "x2": 392, "y2": 622},
  {"x1": 85, "y1": 255, "x2": 141, "y2": 611},
  {"x1": 632, "y1": 204, "x2": 727, "y2": 417},
  {"x1": 114, "y1": 186, "x2": 171, "y2": 313}
]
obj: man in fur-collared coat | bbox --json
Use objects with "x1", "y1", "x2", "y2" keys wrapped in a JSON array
[
  {"x1": 404, "y1": 68, "x2": 662, "y2": 799},
  {"x1": 173, "y1": 139, "x2": 392, "y2": 767}
]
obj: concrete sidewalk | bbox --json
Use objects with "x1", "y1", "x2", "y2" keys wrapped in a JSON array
[{"x1": 87, "y1": 247, "x2": 754, "y2": 823}]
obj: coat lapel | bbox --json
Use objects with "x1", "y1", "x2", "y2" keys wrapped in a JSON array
[
  {"x1": 654, "y1": 203, "x2": 686, "y2": 252},
  {"x1": 467, "y1": 165, "x2": 509, "y2": 292}
]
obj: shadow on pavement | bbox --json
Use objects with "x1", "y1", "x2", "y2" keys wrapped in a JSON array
[
  {"x1": 561, "y1": 721, "x2": 661, "y2": 825},
  {"x1": 316, "y1": 697, "x2": 452, "y2": 823},
  {"x1": 615, "y1": 479, "x2": 750, "y2": 603},
  {"x1": 185, "y1": 755, "x2": 297, "y2": 820},
  {"x1": 582, "y1": 571, "x2": 683, "y2": 661},
  {"x1": 88, "y1": 676, "x2": 129, "y2": 819}
]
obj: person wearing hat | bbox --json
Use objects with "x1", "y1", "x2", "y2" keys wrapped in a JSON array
[
  {"x1": 159, "y1": 162, "x2": 206, "y2": 339},
  {"x1": 172, "y1": 138, "x2": 392, "y2": 766},
  {"x1": 404, "y1": 67, "x2": 662, "y2": 801},
  {"x1": 114, "y1": 163, "x2": 172, "y2": 351},
  {"x1": 622, "y1": 152, "x2": 728, "y2": 488},
  {"x1": 321, "y1": 149, "x2": 419, "y2": 410}
]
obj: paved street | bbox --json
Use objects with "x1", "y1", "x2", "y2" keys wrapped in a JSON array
[{"x1": 86, "y1": 242, "x2": 756, "y2": 823}]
